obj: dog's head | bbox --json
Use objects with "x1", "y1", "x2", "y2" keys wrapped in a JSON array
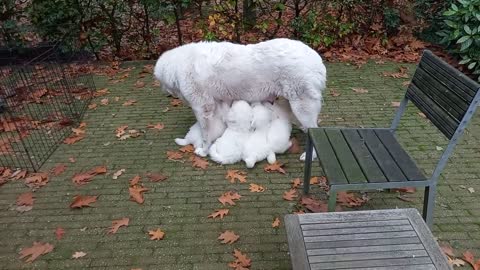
[
  {"x1": 226, "y1": 100, "x2": 253, "y2": 131},
  {"x1": 153, "y1": 49, "x2": 181, "y2": 97},
  {"x1": 251, "y1": 103, "x2": 272, "y2": 129}
]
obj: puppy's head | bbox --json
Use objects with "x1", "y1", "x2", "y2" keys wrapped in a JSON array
[
  {"x1": 251, "y1": 103, "x2": 272, "y2": 129},
  {"x1": 226, "y1": 100, "x2": 253, "y2": 131}
]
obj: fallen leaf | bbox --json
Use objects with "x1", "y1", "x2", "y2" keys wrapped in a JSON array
[
  {"x1": 352, "y1": 87, "x2": 368, "y2": 93},
  {"x1": 272, "y1": 217, "x2": 280, "y2": 228},
  {"x1": 147, "y1": 123, "x2": 164, "y2": 130},
  {"x1": 69, "y1": 157, "x2": 76, "y2": 163},
  {"x1": 88, "y1": 103, "x2": 97, "y2": 110},
  {"x1": 17, "y1": 192, "x2": 34, "y2": 206},
  {"x1": 72, "y1": 166, "x2": 107, "y2": 186},
  {"x1": 310, "y1": 177, "x2": 319, "y2": 185},
  {"x1": 393, "y1": 187, "x2": 416, "y2": 193},
  {"x1": 229, "y1": 249, "x2": 251, "y2": 269},
  {"x1": 146, "y1": 173, "x2": 168, "y2": 182},
  {"x1": 13, "y1": 205, "x2": 32, "y2": 212},
  {"x1": 397, "y1": 194, "x2": 414, "y2": 202},
  {"x1": 148, "y1": 229, "x2": 165, "y2": 240},
  {"x1": 19, "y1": 242, "x2": 54, "y2": 263},
  {"x1": 107, "y1": 217, "x2": 129, "y2": 234},
  {"x1": 179, "y1": 144, "x2": 194, "y2": 153},
  {"x1": 301, "y1": 196, "x2": 327, "y2": 212},
  {"x1": 94, "y1": 88, "x2": 110, "y2": 97},
  {"x1": 166, "y1": 151, "x2": 183, "y2": 161},
  {"x1": 468, "y1": 187, "x2": 475, "y2": 193},
  {"x1": 249, "y1": 183, "x2": 265, "y2": 192},
  {"x1": 283, "y1": 189, "x2": 298, "y2": 201},
  {"x1": 218, "y1": 230, "x2": 240, "y2": 244},
  {"x1": 391, "y1": 101, "x2": 401, "y2": 107},
  {"x1": 291, "y1": 178, "x2": 301, "y2": 189},
  {"x1": 112, "y1": 169, "x2": 125, "y2": 180},
  {"x1": 70, "y1": 195, "x2": 98, "y2": 208},
  {"x1": 25, "y1": 173, "x2": 49, "y2": 189},
  {"x1": 219, "y1": 191, "x2": 242, "y2": 206},
  {"x1": 129, "y1": 185, "x2": 149, "y2": 204},
  {"x1": 134, "y1": 80, "x2": 145, "y2": 88},
  {"x1": 337, "y1": 192, "x2": 369, "y2": 207},
  {"x1": 11, "y1": 170, "x2": 27, "y2": 180},
  {"x1": 123, "y1": 99, "x2": 137, "y2": 106},
  {"x1": 330, "y1": 89, "x2": 341, "y2": 97},
  {"x1": 71, "y1": 128, "x2": 85, "y2": 136},
  {"x1": 170, "y1": 98, "x2": 182, "y2": 106},
  {"x1": 208, "y1": 209, "x2": 229, "y2": 219},
  {"x1": 225, "y1": 170, "x2": 247, "y2": 183},
  {"x1": 129, "y1": 175, "x2": 141, "y2": 186},
  {"x1": 288, "y1": 137, "x2": 301, "y2": 154},
  {"x1": 115, "y1": 125, "x2": 128, "y2": 138},
  {"x1": 63, "y1": 134, "x2": 85, "y2": 145},
  {"x1": 264, "y1": 162, "x2": 286, "y2": 174},
  {"x1": 441, "y1": 244, "x2": 455, "y2": 258},
  {"x1": 55, "y1": 227, "x2": 65, "y2": 240},
  {"x1": 50, "y1": 164, "x2": 66, "y2": 176},
  {"x1": 72, "y1": 251, "x2": 87, "y2": 259},
  {"x1": 449, "y1": 258, "x2": 466, "y2": 267},
  {"x1": 190, "y1": 155, "x2": 209, "y2": 169}
]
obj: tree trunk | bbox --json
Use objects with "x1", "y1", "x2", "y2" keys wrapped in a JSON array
[
  {"x1": 243, "y1": 0, "x2": 256, "y2": 30},
  {"x1": 174, "y1": 2, "x2": 183, "y2": 45}
]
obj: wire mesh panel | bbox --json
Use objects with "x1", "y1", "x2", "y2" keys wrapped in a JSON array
[{"x1": 0, "y1": 44, "x2": 95, "y2": 171}]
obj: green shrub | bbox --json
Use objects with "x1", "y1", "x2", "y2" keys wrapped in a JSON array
[{"x1": 437, "y1": 0, "x2": 480, "y2": 81}]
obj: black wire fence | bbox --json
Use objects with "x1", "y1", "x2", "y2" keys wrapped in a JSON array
[{"x1": 0, "y1": 43, "x2": 95, "y2": 171}]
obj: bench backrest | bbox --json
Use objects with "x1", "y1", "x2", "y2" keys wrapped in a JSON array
[{"x1": 406, "y1": 50, "x2": 480, "y2": 139}]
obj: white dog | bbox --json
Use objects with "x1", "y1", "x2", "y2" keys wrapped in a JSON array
[
  {"x1": 242, "y1": 103, "x2": 276, "y2": 168},
  {"x1": 174, "y1": 102, "x2": 229, "y2": 156},
  {"x1": 209, "y1": 100, "x2": 253, "y2": 165},
  {"x1": 154, "y1": 38, "x2": 326, "y2": 160},
  {"x1": 266, "y1": 101, "x2": 293, "y2": 154}
]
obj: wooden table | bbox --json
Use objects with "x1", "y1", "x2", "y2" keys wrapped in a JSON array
[{"x1": 284, "y1": 209, "x2": 451, "y2": 270}]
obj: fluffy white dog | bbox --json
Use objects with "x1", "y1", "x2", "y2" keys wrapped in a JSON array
[
  {"x1": 209, "y1": 100, "x2": 253, "y2": 165},
  {"x1": 242, "y1": 103, "x2": 276, "y2": 168},
  {"x1": 267, "y1": 101, "x2": 293, "y2": 154},
  {"x1": 174, "y1": 102, "x2": 229, "y2": 156},
  {"x1": 154, "y1": 38, "x2": 326, "y2": 160}
]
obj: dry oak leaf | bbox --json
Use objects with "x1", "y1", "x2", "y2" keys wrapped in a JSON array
[
  {"x1": 337, "y1": 192, "x2": 369, "y2": 207},
  {"x1": 115, "y1": 125, "x2": 128, "y2": 138},
  {"x1": 170, "y1": 98, "x2": 182, "y2": 107},
  {"x1": 218, "y1": 230, "x2": 240, "y2": 244},
  {"x1": 123, "y1": 99, "x2": 137, "y2": 106},
  {"x1": 190, "y1": 155, "x2": 209, "y2": 169},
  {"x1": 134, "y1": 80, "x2": 145, "y2": 88},
  {"x1": 272, "y1": 217, "x2": 281, "y2": 228},
  {"x1": 179, "y1": 144, "x2": 194, "y2": 153},
  {"x1": 208, "y1": 209, "x2": 229, "y2": 219},
  {"x1": 229, "y1": 249, "x2": 252, "y2": 269},
  {"x1": 129, "y1": 175, "x2": 141, "y2": 186},
  {"x1": 301, "y1": 196, "x2": 328, "y2": 213},
  {"x1": 55, "y1": 227, "x2": 65, "y2": 240},
  {"x1": 112, "y1": 169, "x2": 125, "y2": 180},
  {"x1": 146, "y1": 173, "x2": 168, "y2": 182},
  {"x1": 226, "y1": 170, "x2": 247, "y2": 183},
  {"x1": 148, "y1": 229, "x2": 165, "y2": 240},
  {"x1": 88, "y1": 103, "x2": 97, "y2": 110},
  {"x1": 288, "y1": 137, "x2": 302, "y2": 154},
  {"x1": 69, "y1": 157, "x2": 76, "y2": 163},
  {"x1": 11, "y1": 170, "x2": 27, "y2": 180},
  {"x1": 70, "y1": 195, "x2": 98, "y2": 208},
  {"x1": 352, "y1": 87, "x2": 368, "y2": 93},
  {"x1": 17, "y1": 192, "x2": 34, "y2": 206},
  {"x1": 147, "y1": 123, "x2": 165, "y2": 130},
  {"x1": 63, "y1": 134, "x2": 85, "y2": 145},
  {"x1": 449, "y1": 258, "x2": 466, "y2": 267},
  {"x1": 25, "y1": 172, "x2": 49, "y2": 189},
  {"x1": 72, "y1": 166, "x2": 107, "y2": 186},
  {"x1": 440, "y1": 244, "x2": 455, "y2": 258},
  {"x1": 330, "y1": 89, "x2": 341, "y2": 97},
  {"x1": 463, "y1": 251, "x2": 480, "y2": 270},
  {"x1": 94, "y1": 88, "x2": 110, "y2": 97},
  {"x1": 100, "y1": 98, "x2": 109, "y2": 105},
  {"x1": 264, "y1": 162, "x2": 286, "y2": 174},
  {"x1": 166, "y1": 151, "x2": 183, "y2": 161},
  {"x1": 107, "y1": 217, "x2": 129, "y2": 234},
  {"x1": 219, "y1": 191, "x2": 242, "y2": 206},
  {"x1": 71, "y1": 127, "x2": 85, "y2": 136},
  {"x1": 283, "y1": 189, "x2": 298, "y2": 201},
  {"x1": 249, "y1": 183, "x2": 265, "y2": 193},
  {"x1": 19, "y1": 242, "x2": 54, "y2": 263},
  {"x1": 50, "y1": 164, "x2": 66, "y2": 176},
  {"x1": 129, "y1": 185, "x2": 149, "y2": 204},
  {"x1": 291, "y1": 178, "x2": 301, "y2": 189},
  {"x1": 72, "y1": 251, "x2": 87, "y2": 259}
]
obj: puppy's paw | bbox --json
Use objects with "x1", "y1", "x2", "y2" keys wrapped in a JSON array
[
  {"x1": 244, "y1": 158, "x2": 255, "y2": 168},
  {"x1": 194, "y1": 148, "x2": 208, "y2": 157}
]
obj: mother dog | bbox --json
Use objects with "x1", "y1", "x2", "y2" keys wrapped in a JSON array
[{"x1": 154, "y1": 38, "x2": 326, "y2": 159}]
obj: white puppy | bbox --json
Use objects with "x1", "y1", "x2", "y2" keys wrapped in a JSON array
[
  {"x1": 209, "y1": 100, "x2": 253, "y2": 165},
  {"x1": 174, "y1": 102, "x2": 229, "y2": 156},
  {"x1": 267, "y1": 101, "x2": 293, "y2": 154},
  {"x1": 242, "y1": 103, "x2": 276, "y2": 168},
  {"x1": 154, "y1": 38, "x2": 326, "y2": 160}
]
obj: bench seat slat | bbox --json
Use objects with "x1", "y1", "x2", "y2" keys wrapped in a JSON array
[
  {"x1": 304, "y1": 231, "x2": 417, "y2": 242},
  {"x1": 305, "y1": 237, "x2": 421, "y2": 250},
  {"x1": 307, "y1": 243, "x2": 426, "y2": 256},
  {"x1": 302, "y1": 225, "x2": 413, "y2": 236},
  {"x1": 309, "y1": 250, "x2": 429, "y2": 263},
  {"x1": 310, "y1": 257, "x2": 433, "y2": 270},
  {"x1": 301, "y1": 219, "x2": 410, "y2": 230}
]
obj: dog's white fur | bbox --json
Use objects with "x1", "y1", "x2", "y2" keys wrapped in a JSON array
[
  {"x1": 154, "y1": 38, "x2": 326, "y2": 159},
  {"x1": 266, "y1": 101, "x2": 293, "y2": 154},
  {"x1": 209, "y1": 101, "x2": 253, "y2": 165},
  {"x1": 242, "y1": 103, "x2": 276, "y2": 168},
  {"x1": 174, "y1": 102, "x2": 230, "y2": 156}
]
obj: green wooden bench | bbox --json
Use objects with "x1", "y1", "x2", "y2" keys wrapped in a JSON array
[{"x1": 303, "y1": 50, "x2": 480, "y2": 228}]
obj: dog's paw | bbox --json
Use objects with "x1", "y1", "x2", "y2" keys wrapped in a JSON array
[
  {"x1": 299, "y1": 151, "x2": 317, "y2": 161},
  {"x1": 194, "y1": 148, "x2": 208, "y2": 157},
  {"x1": 175, "y1": 138, "x2": 187, "y2": 146}
]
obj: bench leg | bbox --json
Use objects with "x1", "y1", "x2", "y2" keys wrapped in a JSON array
[
  {"x1": 303, "y1": 134, "x2": 313, "y2": 195},
  {"x1": 328, "y1": 191, "x2": 337, "y2": 212},
  {"x1": 423, "y1": 185, "x2": 437, "y2": 228}
]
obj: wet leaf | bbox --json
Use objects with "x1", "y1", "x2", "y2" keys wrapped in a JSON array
[
  {"x1": 337, "y1": 192, "x2": 369, "y2": 207},
  {"x1": 100, "y1": 98, "x2": 109, "y2": 105},
  {"x1": 301, "y1": 196, "x2": 327, "y2": 212},
  {"x1": 129, "y1": 175, "x2": 141, "y2": 186},
  {"x1": 88, "y1": 103, "x2": 97, "y2": 110},
  {"x1": 70, "y1": 195, "x2": 98, "y2": 208},
  {"x1": 115, "y1": 125, "x2": 128, "y2": 138}
]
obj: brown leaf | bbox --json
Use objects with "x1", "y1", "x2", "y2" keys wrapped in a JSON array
[
  {"x1": 301, "y1": 196, "x2": 327, "y2": 212},
  {"x1": 148, "y1": 229, "x2": 165, "y2": 240},
  {"x1": 249, "y1": 183, "x2": 265, "y2": 192},
  {"x1": 219, "y1": 191, "x2": 242, "y2": 206},
  {"x1": 63, "y1": 134, "x2": 85, "y2": 145},
  {"x1": 129, "y1": 185, "x2": 149, "y2": 204},
  {"x1": 291, "y1": 178, "x2": 301, "y2": 189},
  {"x1": 147, "y1": 123, "x2": 164, "y2": 130},
  {"x1": 449, "y1": 258, "x2": 466, "y2": 267},
  {"x1": 94, "y1": 88, "x2": 110, "y2": 97},
  {"x1": 190, "y1": 155, "x2": 209, "y2": 169},
  {"x1": 396, "y1": 194, "x2": 414, "y2": 202},
  {"x1": 283, "y1": 189, "x2": 298, "y2": 201},
  {"x1": 393, "y1": 187, "x2": 416, "y2": 193},
  {"x1": 440, "y1": 244, "x2": 455, "y2": 258},
  {"x1": 112, "y1": 169, "x2": 125, "y2": 180},
  {"x1": 100, "y1": 98, "x2": 109, "y2": 106},
  {"x1": 107, "y1": 217, "x2": 129, "y2": 234},
  {"x1": 25, "y1": 172, "x2": 49, "y2": 189},
  {"x1": 225, "y1": 170, "x2": 247, "y2": 183},
  {"x1": 72, "y1": 166, "x2": 107, "y2": 186},
  {"x1": 463, "y1": 251, "x2": 477, "y2": 270},
  {"x1": 208, "y1": 209, "x2": 229, "y2": 219},
  {"x1": 330, "y1": 89, "x2": 341, "y2": 97},
  {"x1": 170, "y1": 98, "x2": 182, "y2": 107},
  {"x1": 123, "y1": 99, "x2": 137, "y2": 106},
  {"x1": 288, "y1": 137, "x2": 301, "y2": 154},
  {"x1": 146, "y1": 173, "x2": 168, "y2": 182},
  {"x1": 166, "y1": 151, "x2": 183, "y2": 161},
  {"x1": 70, "y1": 195, "x2": 98, "y2": 208},
  {"x1": 19, "y1": 242, "x2": 54, "y2": 263},
  {"x1": 72, "y1": 251, "x2": 87, "y2": 259},
  {"x1": 272, "y1": 217, "x2": 280, "y2": 228},
  {"x1": 179, "y1": 144, "x2": 194, "y2": 153},
  {"x1": 391, "y1": 101, "x2": 401, "y2": 108},
  {"x1": 17, "y1": 192, "x2": 34, "y2": 206},
  {"x1": 129, "y1": 175, "x2": 141, "y2": 186},
  {"x1": 69, "y1": 157, "x2": 76, "y2": 163},
  {"x1": 229, "y1": 249, "x2": 251, "y2": 269},
  {"x1": 50, "y1": 164, "x2": 66, "y2": 176},
  {"x1": 55, "y1": 227, "x2": 65, "y2": 240},
  {"x1": 115, "y1": 125, "x2": 128, "y2": 138},
  {"x1": 71, "y1": 128, "x2": 85, "y2": 136},
  {"x1": 88, "y1": 103, "x2": 97, "y2": 110},
  {"x1": 11, "y1": 170, "x2": 27, "y2": 180},
  {"x1": 218, "y1": 230, "x2": 240, "y2": 244},
  {"x1": 264, "y1": 162, "x2": 286, "y2": 174},
  {"x1": 337, "y1": 192, "x2": 369, "y2": 207},
  {"x1": 134, "y1": 80, "x2": 145, "y2": 88},
  {"x1": 352, "y1": 87, "x2": 368, "y2": 94}
]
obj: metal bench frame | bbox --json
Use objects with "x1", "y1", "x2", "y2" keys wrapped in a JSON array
[{"x1": 303, "y1": 50, "x2": 480, "y2": 228}]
